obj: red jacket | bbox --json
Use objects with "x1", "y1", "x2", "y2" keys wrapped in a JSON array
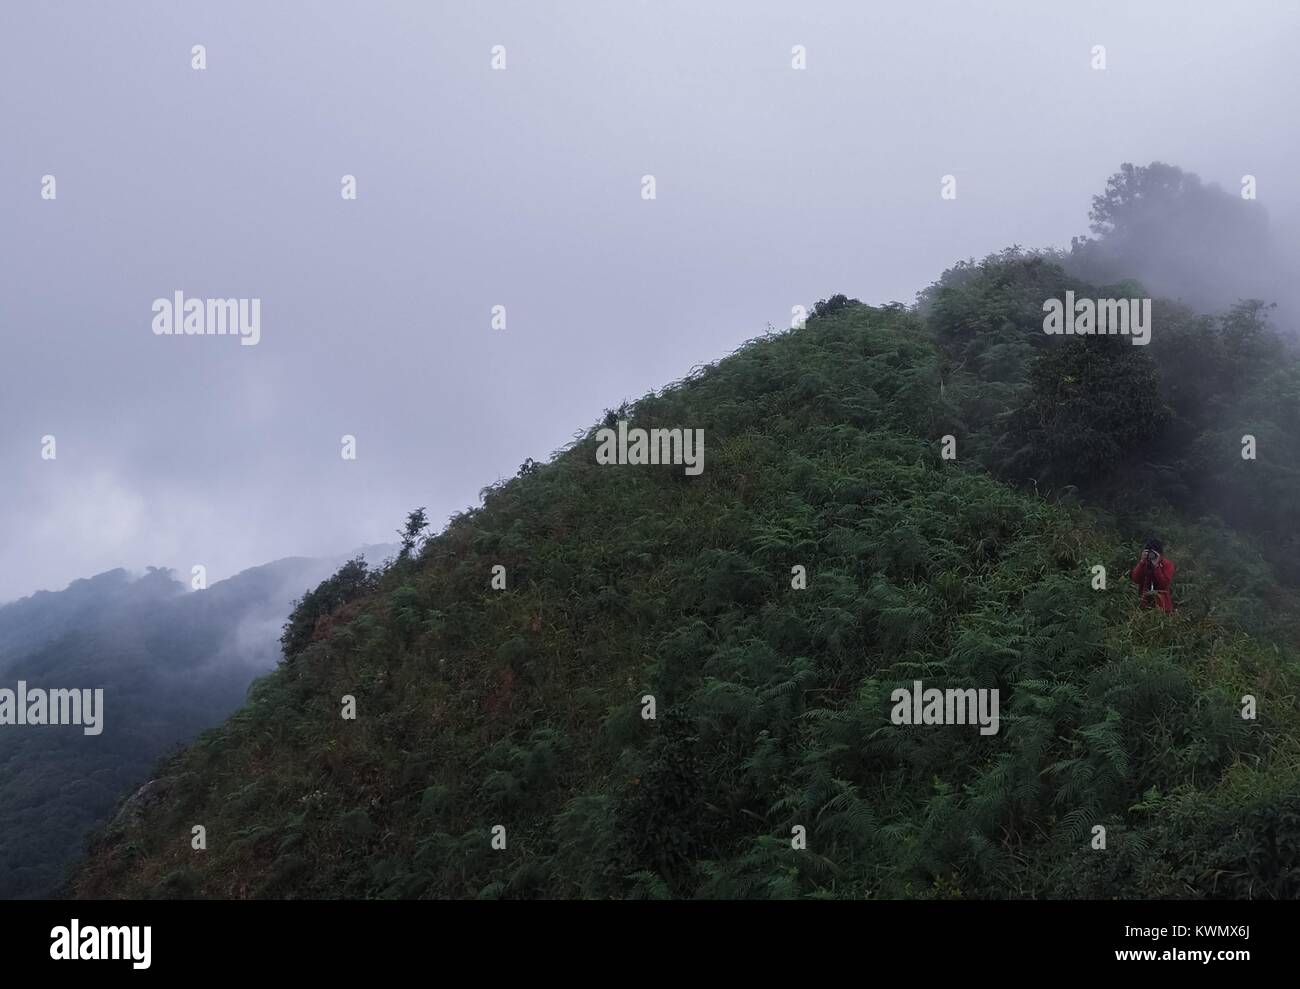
[{"x1": 1130, "y1": 555, "x2": 1175, "y2": 614}]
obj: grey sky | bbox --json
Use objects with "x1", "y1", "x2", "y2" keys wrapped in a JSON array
[{"x1": 2, "y1": 0, "x2": 1297, "y2": 602}]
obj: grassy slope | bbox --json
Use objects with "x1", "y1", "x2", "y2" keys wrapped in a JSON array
[{"x1": 72, "y1": 305, "x2": 1300, "y2": 899}]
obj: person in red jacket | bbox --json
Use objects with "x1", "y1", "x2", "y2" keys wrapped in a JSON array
[{"x1": 1130, "y1": 538, "x2": 1175, "y2": 614}]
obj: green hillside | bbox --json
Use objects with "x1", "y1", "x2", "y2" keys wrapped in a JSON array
[
  {"x1": 72, "y1": 255, "x2": 1300, "y2": 899},
  {"x1": 0, "y1": 555, "x2": 365, "y2": 899}
]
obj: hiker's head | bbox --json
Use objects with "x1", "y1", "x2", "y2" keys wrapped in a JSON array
[{"x1": 1143, "y1": 537, "x2": 1163, "y2": 558}]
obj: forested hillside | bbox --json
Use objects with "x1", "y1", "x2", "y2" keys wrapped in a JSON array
[
  {"x1": 0, "y1": 552, "x2": 391, "y2": 898},
  {"x1": 72, "y1": 247, "x2": 1300, "y2": 899}
]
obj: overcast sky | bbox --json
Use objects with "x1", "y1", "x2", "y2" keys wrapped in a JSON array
[{"x1": 1, "y1": 0, "x2": 1297, "y2": 602}]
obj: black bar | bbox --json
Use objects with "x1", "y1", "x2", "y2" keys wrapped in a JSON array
[{"x1": 0, "y1": 900, "x2": 1274, "y2": 976}]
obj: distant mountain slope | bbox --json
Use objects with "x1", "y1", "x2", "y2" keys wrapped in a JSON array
[
  {"x1": 0, "y1": 547, "x2": 394, "y2": 899},
  {"x1": 70, "y1": 294, "x2": 1300, "y2": 900}
]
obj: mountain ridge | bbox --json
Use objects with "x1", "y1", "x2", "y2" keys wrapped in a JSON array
[
  {"x1": 0, "y1": 545, "x2": 395, "y2": 898},
  {"x1": 69, "y1": 270, "x2": 1300, "y2": 899}
]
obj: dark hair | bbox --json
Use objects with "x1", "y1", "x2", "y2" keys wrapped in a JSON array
[{"x1": 1143, "y1": 537, "x2": 1163, "y2": 554}]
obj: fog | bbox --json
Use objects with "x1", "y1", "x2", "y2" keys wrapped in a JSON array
[{"x1": 2, "y1": 0, "x2": 1298, "y2": 602}]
